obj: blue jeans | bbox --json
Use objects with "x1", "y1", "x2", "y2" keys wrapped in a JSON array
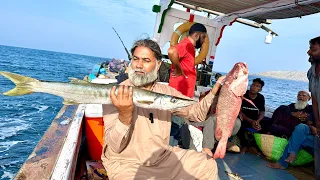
[
  {"x1": 170, "y1": 116, "x2": 186, "y2": 146},
  {"x1": 278, "y1": 124, "x2": 314, "y2": 168}
]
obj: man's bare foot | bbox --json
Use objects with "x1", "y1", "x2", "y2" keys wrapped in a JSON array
[
  {"x1": 267, "y1": 162, "x2": 285, "y2": 169},
  {"x1": 249, "y1": 147, "x2": 261, "y2": 156},
  {"x1": 202, "y1": 148, "x2": 213, "y2": 157},
  {"x1": 227, "y1": 142, "x2": 240, "y2": 153},
  {"x1": 285, "y1": 153, "x2": 296, "y2": 163},
  {"x1": 240, "y1": 147, "x2": 248, "y2": 154}
]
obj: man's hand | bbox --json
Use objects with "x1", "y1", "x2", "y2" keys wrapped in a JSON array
[
  {"x1": 291, "y1": 112, "x2": 308, "y2": 121},
  {"x1": 110, "y1": 85, "x2": 134, "y2": 126},
  {"x1": 172, "y1": 67, "x2": 187, "y2": 78},
  {"x1": 211, "y1": 76, "x2": 226, "y2": 95},
  {"x1": 317, "y1": 124, "x2": 320, "y2": 136},
  {"x1": 252, "y1": 121, "x2": 261, "y2": 131},
  {"x1": 310, "y1": 126, "x2": 318, "y2": 136}
]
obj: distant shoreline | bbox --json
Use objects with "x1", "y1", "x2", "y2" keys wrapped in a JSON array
[{"x1": 253, "y1": 71, "x2": 308, "y2": 82}]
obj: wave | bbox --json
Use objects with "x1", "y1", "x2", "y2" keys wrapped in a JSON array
[
  {"x1": 31, "y1": 104, "x2": 49, "y2": 112},
  {"x1": 0, "y1": 141, "x2": 24, "y2": 153},
  {"x1": 0, "y1": 170, "x2": 15, "y2": 180},
  {"x1": 0, "y1": 119, "x2": 30, "y2": 140}
]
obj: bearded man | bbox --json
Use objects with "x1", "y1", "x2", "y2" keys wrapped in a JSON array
[
  {"x1": 101, "y1": 39, "x2": 224, "y2": 180},
  {"x1": 267, "y1": 90, "x2": 313, "y2": 138}
]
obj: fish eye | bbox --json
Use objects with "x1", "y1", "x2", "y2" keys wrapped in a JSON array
[
  {"x1": 170, "y1": 97, "x2": 177, "y2": 103},
  {"x1": 234, "y1": 75, "x2": 238, "y2": 80}
]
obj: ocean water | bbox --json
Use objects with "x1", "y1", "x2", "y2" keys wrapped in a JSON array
[
  {"x1": 0, "y1": 45, "x2": 308, "y2": 179},
  {"x1": 0, "y1": 45, "x2": 105, "y2": 179}
]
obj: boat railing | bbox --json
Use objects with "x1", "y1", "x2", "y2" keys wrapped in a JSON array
[{"x1": 14, "y1": 104, "x2": 85, "y2": 180}]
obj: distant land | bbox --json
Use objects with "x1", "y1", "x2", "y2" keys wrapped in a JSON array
[{"x1": 254, "y1": 71, "x2": 308, "y2": 82}]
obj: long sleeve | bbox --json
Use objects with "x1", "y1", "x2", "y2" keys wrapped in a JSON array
[
  {"x1": 172, "y1": 92, "x2": 218, "y2": 122},
  {"x1": 102, "y1": 105, "x2": 131, "y2": 153}
]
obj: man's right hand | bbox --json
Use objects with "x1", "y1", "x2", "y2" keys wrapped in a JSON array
[{"x1": 110, "y1": 85, "x2": 134, "y2": 126}]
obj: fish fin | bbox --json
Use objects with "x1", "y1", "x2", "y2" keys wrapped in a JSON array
[
  {"x1": 3, "y1": 87, "x2": 33, "y2": 96},
  {"x1": 0, "y1": 71, "x2": 37, "y2": 96},
  {"x1": 69, "y1": 77, "x2": 89, "y2": 84},
  {"x1": 62, "y1": 99, "x2": 79, "y2": 105},
  {"x1": 242, "y1": 97, "x2": 258, "y2": 110},
  {"x1": 137, "y1": 100, "x2": 154, "y2": 105}
]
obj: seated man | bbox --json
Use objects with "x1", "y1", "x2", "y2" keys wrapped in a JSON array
[
  {"x1": 267, "y1": 123, "x2": 317, "y2": 169},
  {"x1": 267, "y1": 90, "x2": 313, "y2": 138},
  {"x1": 101, "y1": 39, "x2": 223, "y2": 179},
  {"x1": 187, "y1": 114, "x2": 242, "y2": 156},
  {"x1": 237, "y1": 78, "x2": 270, "y2": 154},
  {"x1": 171, "y1": 89, "x2": 241, "y2": 156}
]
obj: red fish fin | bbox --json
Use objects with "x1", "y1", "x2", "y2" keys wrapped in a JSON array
[
  {"x1": 213, "y1": 137, "x2": 228, "y2": 159},
  {"x1": 242, "y1": 97, "x2": 258, "y2": 110}
]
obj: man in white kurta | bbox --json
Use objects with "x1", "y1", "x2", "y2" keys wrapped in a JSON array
[{"x1": 101, "y1": 39, "x2": 222, "y2": 180}]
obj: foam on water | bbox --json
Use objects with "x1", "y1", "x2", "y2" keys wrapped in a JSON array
[
  {"x1": 0, "y1": 119, "x2": 30, "y2": 140},
  {"x1": 31, "y1": 104, "x2": 49, "y2": 112},
  {"x1": 0, "y1": 141, "x2": 24, "y2": 153},
  {"x1": 0, "y1": 45, "x2": 105, "y2": 178},
  {"x1": 1, "y1": 171, "x2": 15, "y2": 180}
]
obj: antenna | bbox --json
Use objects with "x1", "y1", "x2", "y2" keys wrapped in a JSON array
[{"x1": 112, "y1": 27, "x2": 131, "y2": 61}]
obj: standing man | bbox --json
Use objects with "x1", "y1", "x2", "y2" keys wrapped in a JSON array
[
  {"x1": 167, "y1": 23, "x2": 207, "y2": 98},
  {"x1": 307, "y1": 36, "x2": 320, "y2": 179}
]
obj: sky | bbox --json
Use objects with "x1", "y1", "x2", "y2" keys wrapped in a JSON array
[{"x1": 0, "y1": 0, "x2": 319, "y2": 73}]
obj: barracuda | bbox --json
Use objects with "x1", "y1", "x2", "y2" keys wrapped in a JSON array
[{"x1": 0, "y1": 71, "x2": 196, "y2": 110}]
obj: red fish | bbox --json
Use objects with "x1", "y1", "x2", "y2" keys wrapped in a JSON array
[{"x1": 213, "y1": 62, "x2": 249, "y2": 159}]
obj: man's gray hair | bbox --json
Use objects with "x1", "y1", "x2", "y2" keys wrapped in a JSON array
[{"x1": 130, "y1": 39, "x2": 162, "y2": 61}]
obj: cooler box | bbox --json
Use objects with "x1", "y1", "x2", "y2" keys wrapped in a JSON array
[{"x1": 85, "y1": 104, "x2": 104, "y2": 160}]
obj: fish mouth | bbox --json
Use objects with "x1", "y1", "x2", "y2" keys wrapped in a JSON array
[{"x1": 236, "y1": 62, "x2": 248, "y2": 74}]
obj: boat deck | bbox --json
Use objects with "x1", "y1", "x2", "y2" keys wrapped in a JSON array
[
  {"x1": 217, "y1": 153, "x2": 314, "y2": 180},
  {"x1": 75, "y1": 145, "x2": 315, "y2": 180}
]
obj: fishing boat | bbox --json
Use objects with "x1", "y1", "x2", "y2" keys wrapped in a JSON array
[{"x1": 13, "y1": 0, "x2": 320, "y2": 179}]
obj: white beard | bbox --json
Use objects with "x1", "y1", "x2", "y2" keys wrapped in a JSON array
[
  {"x1": 294, "y1": 100, "x2": 309, "y2": 110},
  {"x1": 128, "y1": 62, "x2": 158, "y2": 87}
]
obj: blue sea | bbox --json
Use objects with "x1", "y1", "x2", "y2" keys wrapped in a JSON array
[{"x1": 0, "y1": 45, "x2": 308, "y2": 179}]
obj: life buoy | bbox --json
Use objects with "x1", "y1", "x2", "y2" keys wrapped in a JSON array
[{"x1": 170, "y1": 22, "x2": 209, "y2": 65}]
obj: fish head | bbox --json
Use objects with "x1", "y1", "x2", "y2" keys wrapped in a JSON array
[
  {"x1": 224, "y1": 62, "x2": 249, "y2": 97},
  {"x1": 153, "y1": 95, "x2": 197, "y2": 110}
]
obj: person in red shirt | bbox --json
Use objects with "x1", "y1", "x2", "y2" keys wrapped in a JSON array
[{"x1": 167, "y1": 23, "x2": 207, "y2": 98}]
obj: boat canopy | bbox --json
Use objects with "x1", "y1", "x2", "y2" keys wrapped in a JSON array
[
  {"x1": 153, "y1": 0, "x2": 320, "y2": 63},
  {"x1": 176, "y1": 0, "x2": 320, "y2": 22}
]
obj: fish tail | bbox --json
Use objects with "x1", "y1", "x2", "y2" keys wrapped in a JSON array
[{"x1": 0, "y1": 71, "x2": 38, "y2": 96}]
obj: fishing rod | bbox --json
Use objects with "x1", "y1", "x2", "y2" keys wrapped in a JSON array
[{"x1": 112, "y1": 27, "x2": 131, "y2": 61}]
